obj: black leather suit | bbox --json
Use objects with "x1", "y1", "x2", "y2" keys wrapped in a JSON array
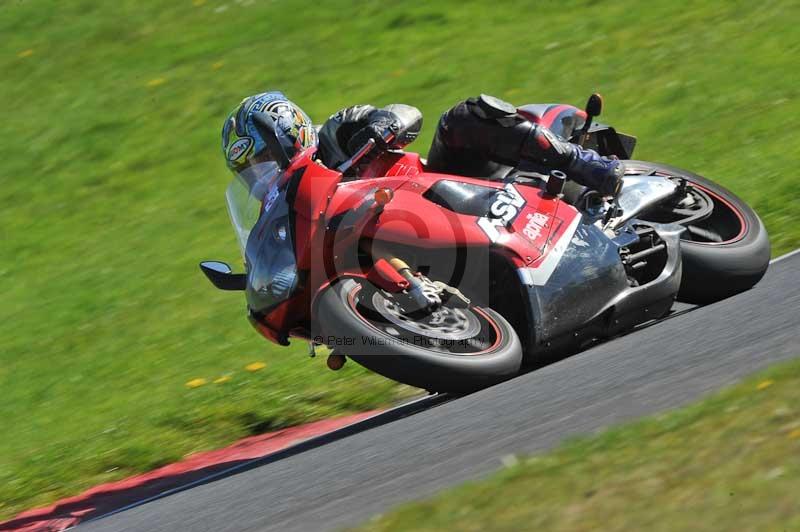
[
  {"x1": 317, "y1": 104, "x2": 423, "y2": 169},
  {"x1": 318, "y1": 95, "x2": 622, "y2": 195}
]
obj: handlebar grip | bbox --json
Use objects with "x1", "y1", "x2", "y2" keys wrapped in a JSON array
[
  {"x1": 337, "y1": 138, "x2": 377, "y2": 173},
  {"x1": 336, "y1": 129, "x2": 397, "y2": 174}
]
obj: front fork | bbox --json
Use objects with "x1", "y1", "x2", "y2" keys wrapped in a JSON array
[
  {"x1": 366, "y1": 241, "x2": 471, "y2": 313},
  {"x1": 311, "y1": 245, "x2": 441, "y2": 372}
]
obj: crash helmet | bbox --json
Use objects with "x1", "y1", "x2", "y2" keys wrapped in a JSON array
[{"x1": 221, "y1": 91, "x2": 318, "y2": 170}]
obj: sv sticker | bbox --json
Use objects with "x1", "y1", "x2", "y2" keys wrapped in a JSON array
[{"x1": 477, "y1": 184, "x2": 526, "y2": 242}]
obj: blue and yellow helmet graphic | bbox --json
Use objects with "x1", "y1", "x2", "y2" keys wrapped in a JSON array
[{"x1": 222, "y1": 91, "x2": 318, "y2": 169}]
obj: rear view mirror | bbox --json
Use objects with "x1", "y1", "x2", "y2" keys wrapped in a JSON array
[
  {"x1": 585, "y1": 93, "x2": 603, "y2": 118},
  {"x1": 200, "y1": 261, "x2": 246, "y2": 291},
  {"x1": 577, "y1": 92, "x2": 604, "y2": 147}
]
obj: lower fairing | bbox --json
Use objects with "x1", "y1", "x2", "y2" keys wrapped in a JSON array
[{"x1": 515, "y1": 219, "x2": 683, "y2": 361}]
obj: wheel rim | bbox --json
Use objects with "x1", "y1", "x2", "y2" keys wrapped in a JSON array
[
  {"x1": 686, "y1": 183, "x2": 747, "y2": 245},
  {"x1": 346, "y1": 283, "x2": 502, "y2": 355},
  {"x1": 625, "y1": 166, "x2": 748, "y2": 245}
]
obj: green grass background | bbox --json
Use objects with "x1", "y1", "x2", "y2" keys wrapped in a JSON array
[{"x1": 1, "y1": 0, "x2": 799, "y2": 519}]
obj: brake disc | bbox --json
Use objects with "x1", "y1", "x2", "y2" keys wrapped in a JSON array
[{"x1": 370, "y1": 291, "x2": 481, "y2": 341}]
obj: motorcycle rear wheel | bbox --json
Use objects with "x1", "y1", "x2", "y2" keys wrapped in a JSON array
[
  {"x1": 315, "y1": 278, "x2": 523, "y2": 392},
  {"x1": 627, "y1": 160, "x2": 770, "y2": 304}
]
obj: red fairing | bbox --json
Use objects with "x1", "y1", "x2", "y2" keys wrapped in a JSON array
[
  {"x1": 249, "y1": 300, "x2": 291, "y2": 345},
  {"x1": 360, "y1": 151, "x2": 425, "y2": 179},
  {"x1": 292, "y1": 160, "x2": 340, "y2": 270},
  {"x1": 322, "y1": 150, "x2": 582, "y2": 266},
  {"x1": 252, "y1": 147, "x2": 581, "y2": 340},
  {"x1": 502, "y1": 188, "x2": 580, "y2": 268},
  {"x1": 341, "y1": 168, "x2": 581, "y2": 268}
]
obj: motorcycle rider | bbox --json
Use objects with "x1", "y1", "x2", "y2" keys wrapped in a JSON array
[{"x1": 221, "y1": 91, "x2": 623, "y2": 195}]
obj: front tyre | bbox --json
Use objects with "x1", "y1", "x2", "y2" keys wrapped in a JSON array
[
  {"x1": 315, "y1": 279, "x2": 523, "y2": 392},
  {"x1": 627, "y1": 161, "x2": 770, "y2": 304}
]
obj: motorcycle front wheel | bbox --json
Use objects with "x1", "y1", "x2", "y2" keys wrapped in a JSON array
[
  {"x1": 627, "y1": 161, "x2": 770, "y2": 304},
  {"x1": 315, "y1": 278, "x2": 522, "y2": 392}
]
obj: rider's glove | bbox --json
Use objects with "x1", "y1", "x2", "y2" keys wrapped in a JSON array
[
  {"x1": 524, "y1": 124, "x2": 624, "y2": 196},
  {"x1": 568, "y1": 151, "x2": 625, "y2": 197},
  {"x1": 605, "y1": 157, "x2": 625, "y2": 197},
  {"x1": 347, "y1": 110, "x2": 401, "y2": 155}
]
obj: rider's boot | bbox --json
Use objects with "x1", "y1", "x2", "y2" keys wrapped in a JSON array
[{"x1": 523, "y1": 125, "x2": 624, "y2": 196}]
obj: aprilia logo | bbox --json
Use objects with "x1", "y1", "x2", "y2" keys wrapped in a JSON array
[
  {"x1": 523, "y1": 212, "x2": 550, "y2": 241},
  {"x1": 477, "y1": 184, "x2": 526, "y2": 242}
]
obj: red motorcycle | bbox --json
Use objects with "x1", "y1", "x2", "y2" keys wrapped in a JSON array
[{"x1": 201, "y1": 95, "x2": 770, "y2": 392}]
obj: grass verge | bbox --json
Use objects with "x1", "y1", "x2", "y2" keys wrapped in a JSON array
[{"x1": 356, "y1": 357, "x2": 800, "y2": 531}]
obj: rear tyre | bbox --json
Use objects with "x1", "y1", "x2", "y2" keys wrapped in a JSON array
[
  {"x1": 627, "y1": 161, "x2": 770, "y2": 304},
  {"x1": 315, "y1": 278, "x2": 523, "y2": 392}
]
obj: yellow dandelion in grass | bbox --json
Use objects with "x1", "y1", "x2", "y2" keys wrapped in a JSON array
[
  {"x1": 789, "y1": 429, "x2": 800, "y2": 440},
  {"x1": 245, "y1": 361, "x2": 267, "y2": 372},
  {"x1": 214, "y1": 375, "x2": 232, "y2": 384},
  {"x1": 756, "y1": 380, "x2": 774, "y2": 391},
  {"x1": 18, "y1": 49, "x2": 35, "y2": 58},
  {"x1": 146, "y1": 77, "x2": 166, "y2": 88},
  {"x1": 186, "y1": 378, "x2": 207, "y2": 388},
  {"x1": 193, "y1": 0, "x2": 206, "y2": 6},
  {"x1": 212, "y1": 61, "x2": 225, "y2": 70}
]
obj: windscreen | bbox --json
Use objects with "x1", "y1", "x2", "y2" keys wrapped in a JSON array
[
  {"x1": 224, "y1": 160, "x2": 300, "y2": 313},
  {"x1": 225, "y1": 161, "x2": 281, "y2": 254}
]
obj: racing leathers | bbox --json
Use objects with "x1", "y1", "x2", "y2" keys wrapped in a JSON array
[
  {"x1": 427, "y1": 95, "x2": 624, "y2": 195},
  {"x1": 319, "y1": 95, "x2": 623, "y2": 196}
]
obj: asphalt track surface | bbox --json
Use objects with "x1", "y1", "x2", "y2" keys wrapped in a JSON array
[{"x1": 81, "y1": 251, "x2": 800, "y2": 532}]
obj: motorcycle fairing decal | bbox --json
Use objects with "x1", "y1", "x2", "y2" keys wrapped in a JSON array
[
  {"x1": 518, "y1": 210, "x2": 562, "y2": 256},
  {"x1": 516, "y1": 213, "x2": 582, "y2": 286},
  {"x1": 477, "y1": 183, "x2": 526, "y2": 242},
  {"x1": 502, "y1": 185, "x2": 573, "y2": 257},
  {"x1": 263, "y1": 183, "x2": 280, "y2": 214}
]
